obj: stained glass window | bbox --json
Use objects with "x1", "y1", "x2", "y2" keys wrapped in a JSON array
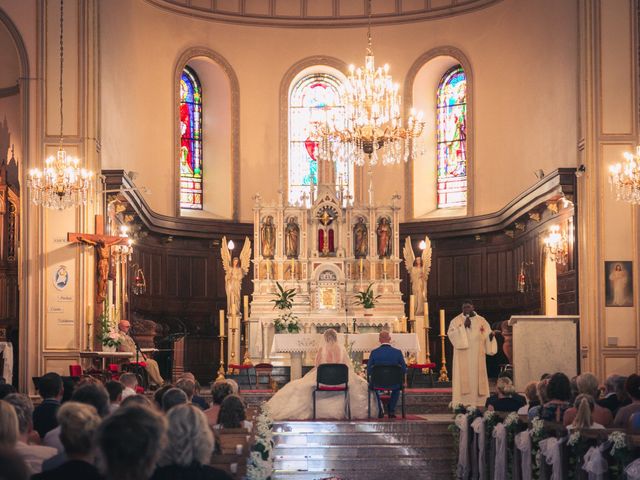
[
  {"x1": 289, "y1": 73, "x2": 351, "y2": 205},
  {"x1": 436, "y1": 65, "x2": 467, "y2": 209},
  {"x1": 179, "y1": 66, "x2": 203, "y2": 210}
]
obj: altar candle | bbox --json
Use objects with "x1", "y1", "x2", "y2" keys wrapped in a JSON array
[
  {"x1": 439, "y1": 309, "x2": 445, "y2": 335},
  {"x1": 409, "y1": 295, "x2": 415, "y2": 320},
  {"x1": 107, "y1": 280, "x2": 114, "y2": 308},
  {"x1": 291, "y1": 258, "x2": 295, "y2": 279},
  {"x1": 359, "y1": 258, "x2": 364, "y2": 275},
  {"x1": 424, "y1": 302, "x2": 429, "y2": 325},
  {"x1": 244, "y1": 295, "x2": 249, "y2": 321},
  {"x1": 219, "y1": 310, "x2": 225, "y2": 336},
  {"x1": 383, "y1": 257, "x2": 387, "y2": 275}
]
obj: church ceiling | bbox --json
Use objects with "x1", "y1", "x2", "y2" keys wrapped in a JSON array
[{"x1": 144, "y1": 0, "x2": 503, "y2": 27}]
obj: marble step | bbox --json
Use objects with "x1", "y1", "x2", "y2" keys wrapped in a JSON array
[
  {"x1": 273, "y1": 420, "x2": 449, "y2": 434},
  {"x1": 274, "y1": 456, "x2": 451, "y2": 471},
  {"x1": 273, "y1": 468, "x2": 454, "y2": 480},
  {"x1": 273, "y1": 432, "x2": 442, "y2": 446},
  {"x1": 273, "y1": 444, "x2": 454, "y2": 459}
]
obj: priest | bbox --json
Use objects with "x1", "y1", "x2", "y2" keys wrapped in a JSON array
[
  {"x1": 447, "y1": 300, "x2": 497, "y2": 407},
  {"x1": 117, "y1": 319, "x2": 164, "y2": 387}
]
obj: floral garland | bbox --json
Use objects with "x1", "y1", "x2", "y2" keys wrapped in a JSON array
[
  {"x1": 247, "y1": 404, "x2": 274, "y2": 480},
  {"x1": 608, "y1": 431, "x2": 632, "y2": 478}
]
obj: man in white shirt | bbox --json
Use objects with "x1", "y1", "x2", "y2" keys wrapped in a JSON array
[
  {"x1": 4, "y1": 393, "x2": 57, "y2": 474},
  {"x1": 119, "y1": 372, "x2": 138, "y2": 399}
]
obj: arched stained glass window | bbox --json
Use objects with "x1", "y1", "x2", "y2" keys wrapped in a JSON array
[
  {"x1": 179, "y1": 66, "x2": 203, "y2": 210},
  {"x1": 436, "y1": 65, "x2": 467, "y2": 209},
  {"x1": 289, "y1": 72, "x2": 351, "y2": 205}
]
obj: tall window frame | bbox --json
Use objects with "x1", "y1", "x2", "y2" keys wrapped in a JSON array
[
  {"x1": 436, "y1": 65, "x2": 467, "y2": 209},
  {"x1": 179, "y1": 66, "x2": 203, "y2": 210},
  {"x1": 288, "y1": 71, "x2": 353, "y2": 205}
]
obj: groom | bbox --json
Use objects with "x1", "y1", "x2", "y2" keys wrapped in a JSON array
[{"x1": 368, "y1": 330, "x2": 407, "y2": 418}]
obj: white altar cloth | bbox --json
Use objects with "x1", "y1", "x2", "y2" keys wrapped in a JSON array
[{"x1": 271, "y1": 333, "x2": 420, "y2": 355}]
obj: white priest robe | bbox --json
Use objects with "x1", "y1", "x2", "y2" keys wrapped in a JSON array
[{"x1": 448, "y1": 313, "x2": 498, "y2": 407}]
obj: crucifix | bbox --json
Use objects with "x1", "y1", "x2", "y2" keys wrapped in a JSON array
[{"x1": 68, "y1": 215, "x2": 129, "y2": 306}]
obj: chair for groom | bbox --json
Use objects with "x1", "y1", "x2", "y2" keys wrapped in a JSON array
[
  {"x1": 368, "y1": 364, "x2": 406, "y2": 419},
  {"x1": 313, "y1": 363, "x2": 350, "y2": 420}
]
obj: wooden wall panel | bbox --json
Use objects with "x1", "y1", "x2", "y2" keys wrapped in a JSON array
[
  {"x1": 437, "y1": 257, "x2": 453, "y2": 296},
  {"x1": 453, "y1": 256, "x2": 468, "y2": 296}
]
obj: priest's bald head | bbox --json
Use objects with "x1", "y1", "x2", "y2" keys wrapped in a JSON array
[
  {"x1": 118, "y1": 319, "x2": 131, "y2": 334},
  {"x1": 378, "y1": 330, "x2": 391, "y2": 344}
]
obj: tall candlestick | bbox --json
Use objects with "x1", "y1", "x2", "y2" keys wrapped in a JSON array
[
  {"x1": 359, "y1": 258, "x2": 364, "y2": 275},
  {"x1": 243, "y1": 295, "x2": 249, "y2": 320},
  {"x1": 291, "y1": 258, "x2": 295, "y2": 279},
  {"x1": 383, "y1": 257, "x2": 387, "y2": 276},
  {"x1": 423, "y1": 303, "x2": 431, "y2": 369},
  {"x1": 219, "y1": 309, "x2": 225, "y2": 336},
  {"x1": 439, "y1": 309, "x2": 445, "y2": 335},
  {"x1": 409, "y1": 295, "x2": 415, "y2": 320}
]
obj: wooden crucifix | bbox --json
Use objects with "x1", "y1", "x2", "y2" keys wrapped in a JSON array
[{"x1": 68, "y1": 215, "x2": 129, "y2": 305}]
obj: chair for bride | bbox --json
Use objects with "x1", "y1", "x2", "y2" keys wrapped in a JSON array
[{"x1": 313, "y1": 363, "x2": 350, "y2": 420}]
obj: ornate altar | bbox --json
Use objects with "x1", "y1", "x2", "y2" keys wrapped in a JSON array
[{"x1": 247, "y1": 185, "x2": 404, "y2": 364}]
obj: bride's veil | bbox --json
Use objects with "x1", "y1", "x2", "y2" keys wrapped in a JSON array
[{"x1": 316, "y1": 328, "x2": 350, "y2": 366}]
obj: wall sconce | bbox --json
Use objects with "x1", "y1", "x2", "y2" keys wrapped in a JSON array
[
  {"x1": 132, "y1": 265, "x2": 147, "y2": 296},
  {"x1": 542, "y1": 224, "x2": 568, "y2": 265}
]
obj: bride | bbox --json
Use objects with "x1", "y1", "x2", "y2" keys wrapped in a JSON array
[{"x1": 266, "y1": 329, "x2": 377, "y2": 420}]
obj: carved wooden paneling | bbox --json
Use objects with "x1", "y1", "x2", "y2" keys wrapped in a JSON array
[
  {"x1": 437, "y1": 257, "x2": 453, "y2": 297},
  {"x1": 453, "y1": 256, "x2": 469, "y2": 296}
]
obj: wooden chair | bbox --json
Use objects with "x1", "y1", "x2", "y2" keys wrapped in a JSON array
[{"x1": 254, "y1": 363, "x2": 274, "y2": 389}]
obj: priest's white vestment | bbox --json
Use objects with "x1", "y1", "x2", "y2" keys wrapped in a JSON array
[{"x1": 448, "y1": 313, "x2": 498, "y2": 407}]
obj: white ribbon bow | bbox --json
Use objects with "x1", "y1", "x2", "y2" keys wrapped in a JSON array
[
  {"x1": 492, "y1": 423, "x2": 508, "y2": 480},
  {"x1": 538, "y1": 437, "x2": 565, "y2": 480},
  {"x1": 582, "y1": 444, "x2": 608, "y2": 480},
  {"x1": 625, "y1": 458, "x2": 640, "y2": 480},
  {"x1": 471, "y1": 417, "x2": 486, "y2": 480},
  {"x1": 455, "y1": 414, "x2": 470, "y2": 479},
  {"x1": 515, "y1": 430, "x2": 532, "y2": 480}
]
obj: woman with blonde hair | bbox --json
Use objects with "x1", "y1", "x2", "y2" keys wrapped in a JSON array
[
  {"x1": 569, "y1": 394, "x2": 605, "y2": 431},
  {"x1": 0, "y1": 399, "x2": 19, "y2": 448},
  {"x1": 267, "y1": 328, "x2": 376, "y2": 419},
  {"x1": 486, "y1": 377, "x2": 525, "y2": 412}
]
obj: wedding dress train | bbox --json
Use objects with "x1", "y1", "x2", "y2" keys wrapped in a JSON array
[{"x1": 266, "y1": 333, "x2": 377, "y2": 420}]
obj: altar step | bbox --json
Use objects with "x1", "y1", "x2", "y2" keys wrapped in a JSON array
[{"x1": 271, "y1": 419, "x2": 455, "y2": 479}]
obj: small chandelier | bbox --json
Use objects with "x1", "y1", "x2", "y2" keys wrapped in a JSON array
[
  {"x1": 314, "y1": 0, "x2": 425, "y2": 167},
  {"x1": 543, "y1": 225, "x2": 568, "y2": 265},
  {"x1": 28, "y1": 0, "x2": 93, "y2": 210},
  {"x1": 609, "y1": 146, "x2": 640, "y2": 204}
]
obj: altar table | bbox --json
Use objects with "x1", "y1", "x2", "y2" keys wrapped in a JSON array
[
  {"x1": 79, "y1": 351, "x2": 134, "y2": 371},
  {"x1": 271, "y1": 333, "x2": 420, "y2": 380}
]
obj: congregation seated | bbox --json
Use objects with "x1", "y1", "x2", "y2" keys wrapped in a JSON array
[
  {"x1": 0, "y1": 446, "x2": 29, "y2": 480},
  {"x1": 119, "y1": 373, "x2": 138, "y2": 400},
  {"x1": 151, "y1": 404, "x2": 233, "y2": 480},
  {"x1": 4, "y1": 394, "x2": 56, "y2": 474},
  {"x1": 153, "y1": 384, "x2": 174, "y2": 409},
  {"x1": 613, "y1": 373, "x2": 640, "y2": 428},
  {"x1": 204, "y1": 381, "x2": 233, "y2": 429},
  {"x1": 105, "y1": 381, "x2": 124, "y2": 413},
  {"x1": 162, "y1": 387, "x2": 188, "y2": 412},
  {"x1": 598, "y1": 374, "x2": 628, "y2": 416},
  {"x1": 528, "y1": 377, "x2": 549, "y2": 420},
  {"x1": 177, "y1": 372, "x2": 209, "y2": 410},
  {"x1": 517, "y1": 381, "x2": 540, "y2": 415},
  {"x1": 120, "y1": 394, "x2": 155, "y2": 410},
  {"x1": 33, "y1": 373, "x2": 63, "y2": 439},
  {"x1": 33, "y1": 402, "x2": 103, "y2": 480},
  {"x1": 562, "y1": 372, "x2": 613, "y2": 427},
  {"x1": 0, "y1": 383, "x2": 17, "y2": 399},
  {"x1": 175, "y1": 378, "x2": 198, "y2": 407},
  {"x1": 537, "y1": 372, "x2": 572, "y2": 423},
  {"x1": 566, "y1": 394, "x2": 605, "y2": 432},
  {"x1": 485, "y1": 376, "x2": 526, "y2": 412}
]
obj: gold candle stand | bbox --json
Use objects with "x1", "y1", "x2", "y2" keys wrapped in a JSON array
[
  {"x1": 216, "y1": 334, "x2": 226, "y2": 381},
  {"x1": 423, "y1": 326, "x2": 432, "y2": 374},
  {"x1": 438, "y1": 333, "x2": 449, "y2": 382},
  {"x1": 242, "y1": 319, "x2": 253, "y2": 366},
  {"x1": 228, "y1": 328, "x2": 237, "y2": 374}
]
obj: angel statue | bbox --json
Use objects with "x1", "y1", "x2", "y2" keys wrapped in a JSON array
[
  {"x1": 403, "y1": 236, "x2": 432, "y2": 316},
  {"x1": 221, "y1": 236, "x2": 252, "y2": 317}
]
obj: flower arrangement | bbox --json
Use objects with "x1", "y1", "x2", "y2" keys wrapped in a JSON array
[
  {"x1": 609, "y1": 431, "x2": 627, "y2": 457},
  {"x1": 246, "y1": 405, "x2": 274, "y2": 480},
  {"x1": 271, "y1": 282, "x2": 300, "y2": 333},
  {"x1": 98, "y1": 311, "x2": 123, "y2": 348},
  {"x1": 353, "y1": 283, "x2": 381, "y2": 310}
]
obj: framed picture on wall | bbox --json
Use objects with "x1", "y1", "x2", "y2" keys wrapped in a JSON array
[{"x1": 605, "y1": 261, "x2": 633, "y2": 307}]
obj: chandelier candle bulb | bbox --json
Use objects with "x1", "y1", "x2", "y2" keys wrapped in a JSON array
[
  {"x1": 439, "y1": 309, "x2": 445, "y2": 336},
  {"x1": 219, "y1": 310, "x2": 225, "y2": 336}
]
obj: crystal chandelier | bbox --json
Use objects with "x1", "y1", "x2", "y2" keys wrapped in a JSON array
[
  {"x1": 314, "y1": 1, "x2": 425, "y2": 167},
  {"x1": 28, "y1": 0, "x2": 93, "y2": 210},
  {"x1": 542, "y1": 225, "x2": 568, "y2": 265},
  {"x1": 609, "y1": 146, "x2": 640, "y2": 204}
]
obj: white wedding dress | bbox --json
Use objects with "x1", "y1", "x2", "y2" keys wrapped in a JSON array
[{"x1": 266, "y1": 341, "x2": 377, "y2": 420}]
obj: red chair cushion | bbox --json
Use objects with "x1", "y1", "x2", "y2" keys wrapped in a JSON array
[
  {"x1": 130, "y1": 362, "x2": 147, "y2": 368},
  {"x1": 408, "y1": 363, "x2": 436, "y2": 369},
  {"x1": 108, "y1": 364, "x2": 119, "y2": 373},
  {"x1": 229, "y1": 364, "x2": 252, "y2": 370},
  {"x1": 135, "y1": 386, "x2": 145, "y2": 394},
  {"x1": 317, "y1": 386, "x2": 347, "y2": 391},
  {"x1": 69, "y1": 365, "x2": 82, "y2": 376}
]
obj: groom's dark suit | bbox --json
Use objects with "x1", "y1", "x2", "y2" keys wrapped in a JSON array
[{"x1": 367, "y1": 343, "x2": 407, "y2": 416}]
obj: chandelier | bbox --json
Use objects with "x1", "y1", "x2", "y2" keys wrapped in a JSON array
[
  {"x1": 314, "y1": 1, "x2": 425, "y2": 167},
  {"x1": 28, "y1": 0, "x2": 93, "y2": 210},
  {"x1": 609, "y1": 146, "x2": 640, "y2": 204},
  {"x1": 542, "y1": 225, "x2": 568, "y2": 265}
]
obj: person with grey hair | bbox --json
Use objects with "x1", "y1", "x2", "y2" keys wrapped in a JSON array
[
  {"x1": 0, "y1": 399, "x2": 19, "y2": 449},
  {"x1": 598, "y1": 374, "x2": 629, "y2": 415},
  {"x1": 161, "y1": 388, "x2": 188, "y2": 412},
  {"x1": 563, "y1": 373, "x2": 613, "y2": 427},
  {"x1": 97, "y1": 406, "x2": 167, "y2": 480},
  {"x1": 32, "y1": 402, "x2": 102, "y2": 479},
  {"x1": 151, "y1": 404, "x2": 233, "y2": 480},
  {"x1": 4, "y1": 394, "x2": 57, "y2": 474},
  {"x1": 175, "y1": 378, "x2": 195, "y2": 402}
]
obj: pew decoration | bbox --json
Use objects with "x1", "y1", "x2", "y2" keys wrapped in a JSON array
[
  {"x1": 246, "y1": 405, "x2": 274, "y2": 480},
  {"x1": 449, "y1": 406, "x2": 638, "y2": 480}
]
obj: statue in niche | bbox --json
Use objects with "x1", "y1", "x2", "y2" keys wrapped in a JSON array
[
  {"x1": 317, "y1": 208, "x2": 335, "y2": 256},
  {"x1": 285, "y1": 217, "x2": 300, "y2": 258},
  {"x1": 376, "y1": 217, "x2": 392, "y2": 258},
  {"x1": 353, "y1": 217, "x2": 368, "y2": 259},
  {"x1": 261, "y1": 215, "x2": 275, "y2": 259},
  {"x1": 403, "y1": 236, "x2": 432, "y2": 316},
  {"x1": 221, "y1": 236, "x2": 252, "y2": 316}
]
